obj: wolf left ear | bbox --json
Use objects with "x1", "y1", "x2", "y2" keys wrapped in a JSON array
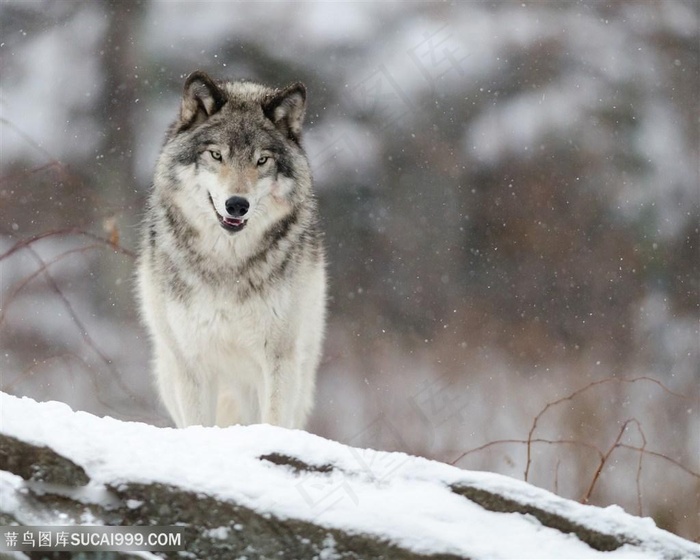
[
  {"x1": 263, "y1": 83, "x2": 307, "y2": 143},
  {"x1": 180, "y1": 71, "x2": 227, "y2": 129}
]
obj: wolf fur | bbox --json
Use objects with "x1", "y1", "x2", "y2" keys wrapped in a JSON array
[{"x1": 137, "y1": 71, "x2": 326, "y2": 429}]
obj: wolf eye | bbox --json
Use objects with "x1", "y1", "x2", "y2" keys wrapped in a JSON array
[
  {"x1": 209, "y1": 150, "x2": 222, "y2": 161},
  {"x1": 257, "y1": 156, "x2": 270, "y2": 166}
]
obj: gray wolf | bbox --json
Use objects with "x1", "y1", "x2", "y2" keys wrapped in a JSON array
[{"x1": 137, "y1": 71, "x2": 326, "y2": 429}]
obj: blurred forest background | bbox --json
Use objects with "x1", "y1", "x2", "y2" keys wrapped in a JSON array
[{"x1": 1, "y1": 0, "x2": 698, "y2": 540}]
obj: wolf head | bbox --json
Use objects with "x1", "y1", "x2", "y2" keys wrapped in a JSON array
[{"x1": 154, "y1": 71, "x2": 312, "y2": 236}]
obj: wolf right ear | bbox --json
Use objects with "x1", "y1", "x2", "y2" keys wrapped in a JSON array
[{"x1": 179, "y1": 71, "x2": 227, "y2": 129}]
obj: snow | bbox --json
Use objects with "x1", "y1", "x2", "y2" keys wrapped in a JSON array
[{"x1": 2, "y1": 393, "x2": 698, "y2": 559}]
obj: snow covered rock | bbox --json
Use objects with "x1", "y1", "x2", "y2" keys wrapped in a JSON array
[{"x1": 0, "y1": 393, "x2": 698, "y2": 560}]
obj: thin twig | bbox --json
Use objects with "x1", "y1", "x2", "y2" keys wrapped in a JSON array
[
  {"x1": 0, "y1": 243, "x2": 102, "y2": 325},
  {"x1": 14, "y1": 242, "x2": 148, "y2": 409},
  {"x1": 618, "y1": 444, "x2": 697, "y2": 479},
  {"x1": 0, "y1": 160, "x2": 69, "y2": 185},
  {"x1": 452, "y1": 437, "x2": 604, "y2": 465},
  {"x1": 0, "y1": 227, "x2": 135, "y2": 261},
  {"x1": 582, "y1": 419, "x2": 638, "y2": 504},
  {"x1": 0, "y1": 117, "x2": 56, "y2": 161},
  {"x1": 524, "y1": 376, "x2": 696, "y2": 481},
  {"x1": 633, "y1": 421, "x2": 647, "y2": 516},
  {"x1": 451, "y1": 436, "x2": 698, "y2": 480}
]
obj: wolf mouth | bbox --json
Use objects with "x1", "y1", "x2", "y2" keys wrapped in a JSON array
[{"x1": 208, "y1": 194, "x2": 247, "y2": 233}]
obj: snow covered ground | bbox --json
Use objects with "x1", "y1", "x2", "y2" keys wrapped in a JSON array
[{"x1": 1, "y1": 393, "x2": 698, "y2": 559}]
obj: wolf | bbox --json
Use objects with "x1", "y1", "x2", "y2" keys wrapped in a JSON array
[{"x1": 137, "y1": 71, "x2": 326, "y2": 429}]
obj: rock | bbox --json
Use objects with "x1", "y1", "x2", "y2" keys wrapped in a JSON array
[
  {"x1": 0, "y1": 433, "x2": 89, "y2": 486},
  {"x1": 1, "y1": 394, "x2": 698, "y2": 560}
]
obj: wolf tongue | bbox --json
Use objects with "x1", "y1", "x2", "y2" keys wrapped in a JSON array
[{"x1": 224, "y1": 216, "x2": 242, "y2": 226}]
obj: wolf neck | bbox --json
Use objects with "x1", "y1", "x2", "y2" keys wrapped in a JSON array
[{"x1": 155, "y1": 189, "x2": 313, "y2": 294}]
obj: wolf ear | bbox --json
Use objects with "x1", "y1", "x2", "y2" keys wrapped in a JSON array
[
  {"x1": 180, "y1": 71, "x2": 227, "y2": 129},
  {"x1": 263, "y1": 83, "x2": 306, "y2": 143}
]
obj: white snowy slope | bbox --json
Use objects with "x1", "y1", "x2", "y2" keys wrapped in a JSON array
[{"x1": 1, "y1": 393, "x2": 698, "y2": 560}]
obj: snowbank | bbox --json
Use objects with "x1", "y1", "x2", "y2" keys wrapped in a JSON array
[{"x1": 1, "y1": 393, "x2": 698, "y2": 559}]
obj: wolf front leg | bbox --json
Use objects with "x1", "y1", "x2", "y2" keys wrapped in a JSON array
[
  {"x1": 153, "y1": 343, "x2": 217, "y2": 428},
  {"x1": 259, "y1": 347, "x2": 304, "y2": 429},
  {"x1": 291, "y1": 360, "x2": 317, "y2": 429},
  {"x1": 292, "y1": 313, "x2": 325, "y2": 427}
]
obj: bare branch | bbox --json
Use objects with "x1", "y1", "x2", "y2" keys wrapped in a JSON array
[
  {"x1": 582, "y1": 418, "x2": 639, "y2": 504},
  {"x1": 0, "y1": 243, "x2": 102, "y2": 326},
  {"x1": 452, "y1": 437, "x2": 604, "y2": 466},
  {"x1": 617, "y1": 445, "x2": 698, "y2": 480},
  {"x1": 0, "y1": 116, "x2": 56, "y2": 161},
  {"x1": 7, "y1": 240, "x2": 147, "y2": 410},
  {"x1": 524, "y1": 376, "x2": 697, "y2": 482},
  {"x1": 0, "y1": 227, "x2": 135, "y2": 261},
  {"x1": 451, "y1": 436, "x2": 698, "y2": 484}
]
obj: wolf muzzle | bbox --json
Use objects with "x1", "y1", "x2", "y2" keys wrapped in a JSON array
[{"x1": 208, "y1": 194, "x2": 248, "y2": 233}]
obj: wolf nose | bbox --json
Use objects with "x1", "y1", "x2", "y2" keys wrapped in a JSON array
[{"x1": 225, "y1": 196, "x2": 249, "y2": 218}]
